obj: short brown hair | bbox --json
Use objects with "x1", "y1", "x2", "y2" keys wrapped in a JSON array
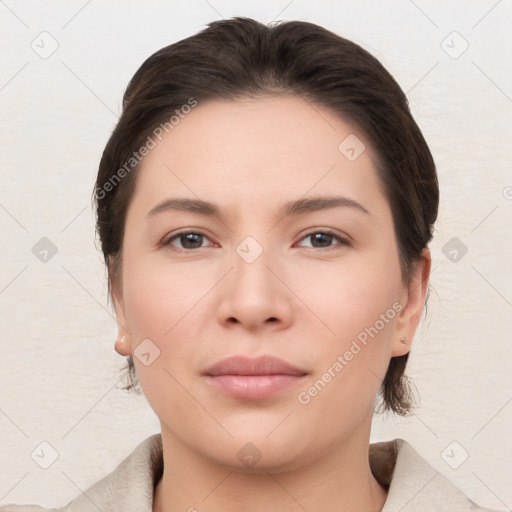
[{"x1": 94, "y1": 17, "x2": 438, "y2": 415}]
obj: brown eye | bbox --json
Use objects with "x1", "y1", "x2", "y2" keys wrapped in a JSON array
[
  {"x1": 297, "y1": 230, "x2": 351, "y2": 249},
  {"x1": 163, "y1": 231, "x2": 210, "y2": 250},
  {"x1": 309, "y1": 233, "x2": 334, "y2": 248}
]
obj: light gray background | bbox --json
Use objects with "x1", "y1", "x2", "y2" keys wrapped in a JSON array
[{"x1": 1, "y1": 0, "x2": 511, "y2": 509}]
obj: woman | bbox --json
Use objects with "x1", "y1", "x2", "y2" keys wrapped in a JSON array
[{"x1": 2, "y1": 16, "x2": 499, "y2": 512}]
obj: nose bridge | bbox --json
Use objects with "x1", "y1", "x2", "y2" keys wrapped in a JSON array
[{"x1": 231, "y1": 235, "x2": 277, "y2": 300}]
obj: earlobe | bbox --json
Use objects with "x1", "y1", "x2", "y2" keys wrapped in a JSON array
[
  {"x1": 112, "y1": 302, "x2": 133, "y2": 356},
  {"x1": 109, "y1": 268, "x2": 132, "y2": 357},
  {"x1": 391, "y1": 249, "x2": 431, "y2": 357},
  {"x1": 114, "y1": 335, "x2": 132, "y2": 356},
  {"x1": 391, "y1": 336, "x2": 412, "y2": 357}
]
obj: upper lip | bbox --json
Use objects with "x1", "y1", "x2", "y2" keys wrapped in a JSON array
[{"x1": 204, "y1": 355, "x2": 307, "y2": 376}]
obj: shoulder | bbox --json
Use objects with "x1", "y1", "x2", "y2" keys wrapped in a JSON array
[
  {"x1": 370, "y1": 438, "x2": 502, "y2": 512},
  {"x1": 0, "y1": 434, "x2": 163, "y2": 512}
]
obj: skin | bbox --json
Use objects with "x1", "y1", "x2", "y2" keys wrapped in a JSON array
[{"x1": 111, "y1": 95, "x2": 431, "y2": 512}]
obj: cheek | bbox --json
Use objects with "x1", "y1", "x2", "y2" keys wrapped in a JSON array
[
  {"x1": 297, "y1": 255, "x2": 402, "y2": 343},
  {"x1": 123, "y1": 250, "x2": 205, "y2": 338},
  {"x1": 123, "y1": 261, "x2": 208, "y2": 419},
  {"x1": 121, "y1": 255, "x2": 205, "y2": 380},
  {"x1": 295, "y1": 256, "x2": 401, "y2": 404}
]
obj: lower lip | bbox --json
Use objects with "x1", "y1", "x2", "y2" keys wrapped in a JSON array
[{"x1": 205, "y1": 374, "x2": 306, "y2": 400}]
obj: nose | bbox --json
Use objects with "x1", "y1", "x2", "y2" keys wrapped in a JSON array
[{"x1": 215, "y1": 244, "x2": 293, "y2": 333}]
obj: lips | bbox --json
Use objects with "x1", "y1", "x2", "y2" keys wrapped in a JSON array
[
  {"x1": 204, "y1": 355, "x2": 307, "y2": 377},
  {"x1": 203, "y1": 355, "x2": 307, "y2": 400}
]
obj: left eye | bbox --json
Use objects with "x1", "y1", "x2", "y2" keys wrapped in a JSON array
[{"x1": 297, "y1": 231, "x2": 350, "y2": 249}]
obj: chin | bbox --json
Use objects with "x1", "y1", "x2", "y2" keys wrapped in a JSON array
[{"x1": 198, "y1": 432, "x2": 316, "y2": 474}]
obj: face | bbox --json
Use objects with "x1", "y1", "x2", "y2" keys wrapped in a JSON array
[{"x1": 112, "y1": 95, "x2": 429, "y2": 471}]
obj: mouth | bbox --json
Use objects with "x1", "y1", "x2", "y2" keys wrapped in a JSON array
[{"x1": 203, "y1": 355, "x2": 308, "y2": 401}]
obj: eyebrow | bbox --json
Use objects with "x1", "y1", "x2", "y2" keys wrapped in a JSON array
[{"x1": 146, "y1": 195, "x2": 370, "y2": 219}]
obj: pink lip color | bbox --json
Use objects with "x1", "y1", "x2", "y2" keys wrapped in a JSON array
[
  {"x1": 206, "y1": 374, "x2": 305, "y2": 400},
  {"x1": 203, "y1": 355, "x2": 307, "y2": 400}
]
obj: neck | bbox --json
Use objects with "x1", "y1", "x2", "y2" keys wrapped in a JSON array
[{"x1": 153, "y1": 426, "x2": 388, "y2": 512}]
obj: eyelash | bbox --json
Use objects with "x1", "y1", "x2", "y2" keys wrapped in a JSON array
[{"x1": 160, "y1": 229, "x2": 351, "y2": 252}]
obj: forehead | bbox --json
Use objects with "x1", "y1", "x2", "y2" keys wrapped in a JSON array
[{"x1": 129, "y1": 95, "x2": 388, "y2": 218}]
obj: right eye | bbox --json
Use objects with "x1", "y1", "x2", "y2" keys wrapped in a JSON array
[{"x1": 161, "y1": 230, "x2": 214, "y2": 251}]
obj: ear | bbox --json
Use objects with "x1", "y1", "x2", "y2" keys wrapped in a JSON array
[
  {"x1": 391, "y1": 248, "x2": 431, "y2": 357},
  {"x1": 109, "y1": 260, "x2": 132, "y2": 357}
]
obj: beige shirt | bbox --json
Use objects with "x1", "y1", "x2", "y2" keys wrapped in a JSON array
[{"x1": 1, "y1": 434, "x2": 500, "y2": 511}]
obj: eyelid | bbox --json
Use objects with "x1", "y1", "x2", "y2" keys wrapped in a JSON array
[
  {"x1": 160, "y1": 229, "x2": 216, "y2": 250},
  {"x1": 295, "y1": 228, "x2": 352, "y2": 248}
]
